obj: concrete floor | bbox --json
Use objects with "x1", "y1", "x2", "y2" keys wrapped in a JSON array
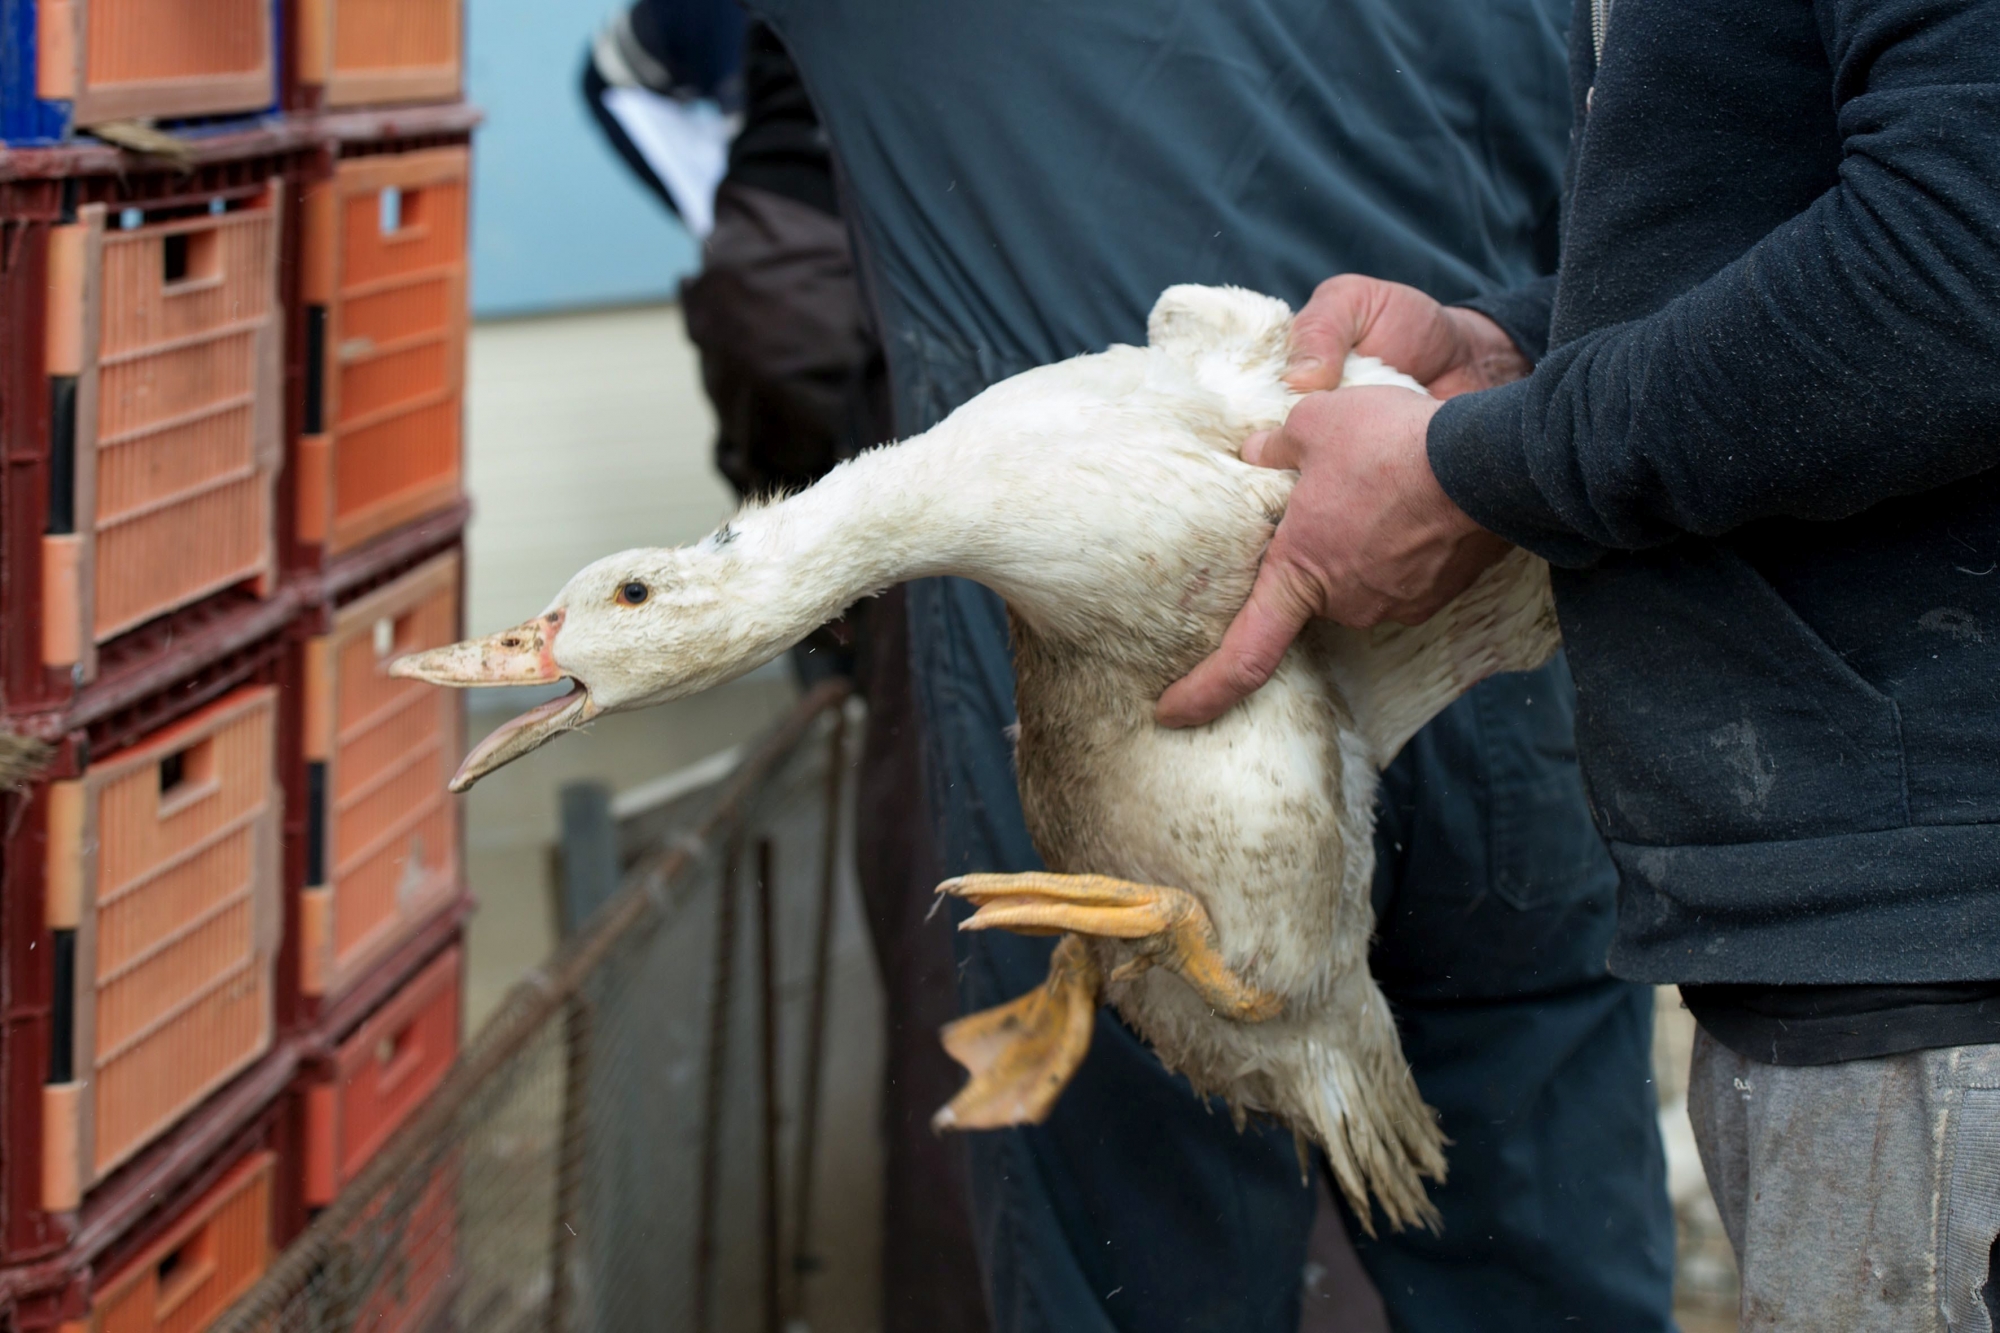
[{"x1": 457, "y1": 303, "x2": 1739, "y2": 1333}]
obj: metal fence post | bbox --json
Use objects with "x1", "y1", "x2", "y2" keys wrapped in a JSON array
[
  {"x1": 549, "y1": 781, "x2": 615, "y2": 1333},
  {"x1": 755, "y1": 838, "x2": 783, "y2": 1333},
  {"x1": 547, "y1": 994, "x2": 594, "y2": 1333},
  {"x1": 693, "y1": 833, "x2": 745, "y2": 1333},
  {"x1": 787, "y1": 707, "x2": 847, "y2": 1322}
]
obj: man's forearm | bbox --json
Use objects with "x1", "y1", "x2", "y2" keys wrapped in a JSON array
[
  {"x1": 1433, "y1": 166, "x2": 2000, "y2": 566},
  {"x1": 1428, "y1": 8, "x2": 2000, "y2": 567}
]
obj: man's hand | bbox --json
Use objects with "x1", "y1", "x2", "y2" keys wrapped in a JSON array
[
  {"x1": 1155, "y1": 387, "x2": 1508, "y2": 727},
  {"x1": 1282, "y1": 274, "x2": 1530, "y2": 397},
  {"x1": 1154, "y1": 275, "x2": 1531, "y2": 730}
]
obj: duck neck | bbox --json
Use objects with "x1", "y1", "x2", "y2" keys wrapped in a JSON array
[{"x1": 722, "y1": 430, "x2": 990, "y2": 647}]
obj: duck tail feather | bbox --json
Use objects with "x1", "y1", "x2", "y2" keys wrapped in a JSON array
[{"x1": 1290, "y1": 984, "x2": 1447, "y2": 1235}]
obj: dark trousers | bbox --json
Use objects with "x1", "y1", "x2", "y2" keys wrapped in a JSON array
[
  {"x1": 908, "y1": 575, "x2": 1677, "y2": 1333},
  {"x1": 854, "y1": 587, "x2": 992, "y2": 1333}
]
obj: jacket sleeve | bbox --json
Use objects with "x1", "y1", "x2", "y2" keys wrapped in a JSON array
[
  {"x1": 1427, "y1": 0, "x2": 2000, "y2": 569},
  {"x1": 1452, "y1": 274, "x2": 1557, "y2": 366}
]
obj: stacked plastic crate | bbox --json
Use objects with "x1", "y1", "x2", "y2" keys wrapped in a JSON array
[
  {"x1": 0, "y1": 2, "x2": 472, "y2": 1327},
  {"x1": 287, "y1": 14, "x2": 475, "y2": 1332},
  {"x1": 285, "y1": 20, "x2": 473, "y2": 1300}
]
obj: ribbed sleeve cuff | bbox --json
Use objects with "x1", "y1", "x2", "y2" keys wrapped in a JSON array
[
  {"x1": 1428, "y1": 381, "x2": 1602, "y2": 568},
  {"x1": 1453, "y1": 276, "x2": 1557, "y2": 365}
]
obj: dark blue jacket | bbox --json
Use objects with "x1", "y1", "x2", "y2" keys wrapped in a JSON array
[
  {"x1": 754, "y1": 3, "x2": 1675, "y2": 1329},
  {"x1": 1436, "y1": 0, "x2": 2000, "y2": 984}
]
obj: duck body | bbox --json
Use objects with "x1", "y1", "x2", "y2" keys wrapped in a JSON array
[
  {"x1": 396, "y1": 285, "x2": 1558, "y2": 1227},
  {"x1": 916, "y1": 287, "x2": 1555, "y2": 1223}
]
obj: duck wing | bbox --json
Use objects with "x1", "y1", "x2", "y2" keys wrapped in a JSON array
[{"x1": 1320, "y1": 547, "x2": 1560, "y2": 767}]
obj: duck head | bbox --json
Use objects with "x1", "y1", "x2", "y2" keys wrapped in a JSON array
[{"x1": 391, "y1": 541, "x2": 771, "y2": 791}]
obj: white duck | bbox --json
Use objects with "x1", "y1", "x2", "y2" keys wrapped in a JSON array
[{"x1": 395, "y1": 285, "x2": 1557, "y2": 1229}]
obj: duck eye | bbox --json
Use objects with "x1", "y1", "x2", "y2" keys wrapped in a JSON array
[{"x1": 618, "y1": 581, "x2": 649, "y2": 606}]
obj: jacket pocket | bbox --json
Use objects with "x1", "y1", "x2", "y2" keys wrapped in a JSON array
[{"x1": 1555, "y1": 544, "x2": 1909, "y2": 847}]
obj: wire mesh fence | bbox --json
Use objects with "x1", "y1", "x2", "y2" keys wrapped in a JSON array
[{"x1": 216, "y1": 679, "x2": 859, "y2": 1333}]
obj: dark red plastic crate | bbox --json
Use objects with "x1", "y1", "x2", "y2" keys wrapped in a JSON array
[
  {"x1": 0, "y1": 136, "x2": 323, "y2": 718},
  {"x1": 0, "y1": 609, "x2": 303, "y2": 1264}
]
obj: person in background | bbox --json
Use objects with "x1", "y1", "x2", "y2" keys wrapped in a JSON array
[
  {"x1": 583, "y1": 14, "x2": 990, "y2": 1333},
  {"x1": 581, "y1": 0, "x2": 742, "y2": 239},
  {"x1": 1156, "y1": 1, "x2": 2000, "y2": 1329},
  {"x1": 744, "y1": 3, "x2": 1676, "y2": 1330}
]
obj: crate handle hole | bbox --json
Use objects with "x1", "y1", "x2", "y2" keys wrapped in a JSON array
[
  {"x1": 158, "y1": 738, "x2": 217, "y2": 814},
  {"x1": 162, "y1": 230, "x2": 219, "y2": 289},
  {"x1": 376, "y1": 1019, "x2": 424, "y2": 1091},
  {"x1": 154, "y1": 1230, "x2": 217, "y2": 1319},
  {"x1": 375, "y1": 612, "x2": 419, "y2": 663},
  {"x1": 378, "y1": 186, "x2": 427, "y2": 237}
]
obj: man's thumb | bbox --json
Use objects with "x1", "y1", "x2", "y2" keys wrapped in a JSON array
[{"x1": 1155, "y1": 560, "x2": 1317, "y2": 728}]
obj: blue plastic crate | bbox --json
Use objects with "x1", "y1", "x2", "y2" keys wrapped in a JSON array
[{"x1": 0, "y1": 0, "x2": 280, "y2": 146}]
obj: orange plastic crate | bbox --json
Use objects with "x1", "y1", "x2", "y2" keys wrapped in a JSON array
[
  {"x1": 301, "y1": 551, "x2": 463, "y2": 1000},
  {"x1": 79, "y1": 1151, "x2": 273, "y2": 1333},
  {"x1": 304, "y1": 944, "x2": 460, "y2": 1206},
  {"x1": 298, "y1": 147, "x2": 467, "y2": 556},
  {"x1": 42, "y1": 687, "x2": 281, "y2": 1211},
  {"x1": 35, "y1": 0, "x2": 274, "y2": 128},
  {"x1": 41, "y1": 189, "x2": 283, "y2": 683},
  {"x1": 294, "y1": 0, "x2": 461, "y2": 108}
]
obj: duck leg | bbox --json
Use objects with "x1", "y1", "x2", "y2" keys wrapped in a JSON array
[
  {"x1": 937, "y1": 872, "x2": 1284, "y2": 1021},
  {"x1": 932, "y1": 932, "x2": 1101, "y2": 1130}
]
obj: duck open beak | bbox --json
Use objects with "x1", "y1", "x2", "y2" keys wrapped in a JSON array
[
  {"x1": 443, "y1": 687, "x2": 594, "y2": 791},
  {"x1": 389, "y1": 612, "x2": 595, "y2": 791}
]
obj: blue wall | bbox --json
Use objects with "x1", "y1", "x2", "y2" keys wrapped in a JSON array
[{"x1": 466, "y1": 0, "x2": 700, "y2": 316}]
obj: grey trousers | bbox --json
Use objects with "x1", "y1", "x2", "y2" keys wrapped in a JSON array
[{"x1": 1689, "y1": 1029, "x2": 2000, "y2": 1332}]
